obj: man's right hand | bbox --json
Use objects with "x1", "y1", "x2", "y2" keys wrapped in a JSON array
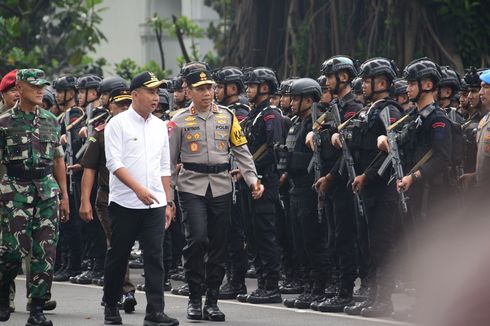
[
  {"x1": 135, "y1": 186, "x2": 160, "y2": 206},
  {"x1": 331, "y1": 133, "x2": 342, "y2": 149},
  {"x1": 314, "y1": 173, "x2": 333, "y2": 194},
  {"x1": 377, "y1": 135, "x2": 389, "y2": 152},
  {"x1": 79, "y1": 201, "x2": 94, "y2": 223}
]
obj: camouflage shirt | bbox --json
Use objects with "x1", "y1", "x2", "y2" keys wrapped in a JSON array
[{"x1": 0, "y1": 104, "x2": 64, "y2": 203}]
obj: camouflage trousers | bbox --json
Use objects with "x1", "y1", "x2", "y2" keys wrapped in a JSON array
[{"x1": 0, "y1": 196, "x2": 59, "y2": 300}]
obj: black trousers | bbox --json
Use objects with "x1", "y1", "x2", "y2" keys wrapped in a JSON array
[
  {"x1": 179, "y1": 189, "x2": 231, "y2": 296},
  {"x1": 290, "y1": 188, "x2": 329, "y2": 282},
  {"x1": 227, "y1": 187, "x2": 248, "y2": 283},
  {"x1": 331, "y1": 179, "x2": 358, "y2": 292},
  {"x1": 240, "y1": 176, "x2": 281, "y2": 281},
  {"x1": 104, "y1": 202, "x2": 165, "y2": 314},
  {"x1": 275, "y1": 190, "x2": 295, "y2": 280}
]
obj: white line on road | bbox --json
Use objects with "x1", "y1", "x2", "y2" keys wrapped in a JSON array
[{"x1": 15, "y1": 278, "x2": 414, "y2": 326}]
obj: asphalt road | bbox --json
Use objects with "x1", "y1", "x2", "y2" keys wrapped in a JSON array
[{"x1": 8, "y1": 272, "x2": 414, "y2": 326}]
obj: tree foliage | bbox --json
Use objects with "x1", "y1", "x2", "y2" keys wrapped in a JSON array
[
  {"x1": 205, "y1": 0, "x2": 490, "y2": 78},
  {"x1": 0, "y1": 0, "x2": 107, "y2": 77}
]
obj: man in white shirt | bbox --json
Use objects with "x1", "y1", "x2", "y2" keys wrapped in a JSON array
[{"x1": 103, "y1": 71, "x2": 179, "y2": 326}]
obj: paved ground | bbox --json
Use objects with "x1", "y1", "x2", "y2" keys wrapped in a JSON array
[{"x1": 8, "y1": 270, "x2": 414, "y2": 326}]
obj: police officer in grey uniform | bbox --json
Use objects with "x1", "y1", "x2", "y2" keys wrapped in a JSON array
[{"x1": 169, "y1": 68, "x2": 263, "y2": 322}]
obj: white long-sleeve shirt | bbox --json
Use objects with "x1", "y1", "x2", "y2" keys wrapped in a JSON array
[{"x1": 105, "y1": 106, "x2": 170, "y2": 209}]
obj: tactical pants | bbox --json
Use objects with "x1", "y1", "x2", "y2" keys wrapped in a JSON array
[
  {"x1": 168, "y1": 190, "x2": 184, "y2": 269},
  {"x1": 363, "y1": 185, "x2": 399, "y2": 294},
  {"x1": 95, "y1": 188, "x2": 135, "y2": 294},
  {"x1": 179, "y1": 189, "x2": 231, "y2": 294},
  {"x1": 226, "y1": 189, "x2": 248, "y2": 283},
  {"x1": 0, "y1": 195, "x2": 59, "y2": 300},
  {"x1": 331, "y1": 179, "x2": 358, "y2": 292},
  {"x1": 104, "y1": 202, "x2": 165, "y2": 313},
  {"x1": 290, "y1": 188, "x2": 329, "y2": 282},
  {"x1": 275, "y1": 190, "x2": 295, "y2": 279},
  {"x1": 240, "y1": 176, "x2": 281, "y2": 282}
]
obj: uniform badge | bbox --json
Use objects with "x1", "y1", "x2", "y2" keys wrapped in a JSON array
[
  {"x1": 185, "y1": 121, "x2": 197, "y2": 127},
  {"x1": 186, "y1": 133, "x2": 193, "y2": 141},
  {"x1": 218, "y1": 141, "x2": 226, "y2": 150},
  {"x1": 185, "y1": 116, "x2": 196, "y2": 122},
  {"x1": 189, "y1": 142, "x2": 200, "y2": 152},
  {"x1": 194, "y1": 133, "x2": 201, "y2": 140}
]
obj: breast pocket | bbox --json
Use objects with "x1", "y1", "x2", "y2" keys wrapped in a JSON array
[
  {"x1": 183, "y1": 131, "x2": 205, "y2": 156},
  {"x1": 39, "y1": 133, "x2": 58, "y2": 160},
  {"x1": 214, "y1": 131, "x2": 229, "y2": 152},
  {"x1": 5, "y1": 136, "x2": 29, "y2": 162}
]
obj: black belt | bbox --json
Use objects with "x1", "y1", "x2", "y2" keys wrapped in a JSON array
[
  {"x1": 6, "y1": 165, "x2": 53, "y2": 180},
  {"x1": 183, "y1": 163, "x2": 229, "y2": 174}
]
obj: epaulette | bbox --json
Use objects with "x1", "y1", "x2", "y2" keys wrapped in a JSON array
[
  {"x1": 94, "y1": 123, "x2": 106, "y2": 132},
  {"x1": 169, "y1": 107, "x2": 186, "y2": 119}
]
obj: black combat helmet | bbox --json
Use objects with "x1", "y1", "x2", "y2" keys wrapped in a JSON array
[
  {"x1": 439, "y1": 66, "x2": 461, "y2": 94},
  {"x1": 243, "y1": 67, "x2": 279, "y2": 93},
  {"x1": 463, "y1": 66, "x2": 481, "y2": 88},
  {"x1": 52, "y1": 75, "x2": 77, "y2": 91},
  {"x1": 316, "y1": 75, "x2": 327, "y2": 90},
  {"x1": 279, "y1": 78, "x2": 296, "y2": 95},
  {"x1": 289, "y1": 78, "x2": 322, "y2": 102},
  {"x1": 358, "y1": 57, "x2": 398, "y2": 83},
  {"x1": 393, "y1": 78, "x2": 408, "y2": 96},
  {"x1": 98, "y1": 76, "x2": 127, "y2": 94},
  {"x1": 320, "y1": 55, "x2": 357, "y2": 78},
  {"x1": 77, "y1": 75, "x2": 102, "y2": 90},
  {"x1": 402, "y1": 57, "x2": 442, "y2": 86},
  {"x1": 351, "y1": 77, "x2": 363, "y2": 95},
  {"x1": 43, "y1": 88, "x2": 56, "y2": 107},
  {"x1": 213, "y1": 66, "x2": 245, "y2": 93},
  {"x1": 159, "y1": 88, "x2": 170, "y2": 107}
]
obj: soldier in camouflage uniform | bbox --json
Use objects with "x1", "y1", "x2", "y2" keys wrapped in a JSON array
[{"x1": 0, "y1": 69, "x2": 70, "y2": 326}]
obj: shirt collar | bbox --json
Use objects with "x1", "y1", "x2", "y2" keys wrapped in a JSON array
[
  {"x1": 11, "y1": 103, "x2": 43, "y2": 119},
  {"x1": 128, "y1": 105, "x2": 155, "y2": 122}
]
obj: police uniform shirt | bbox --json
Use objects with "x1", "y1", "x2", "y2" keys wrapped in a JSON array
[
  {"x1": 476, "y1": 112, "x2": 490, "y2": 189},
  {"x1": 168, "y1": 102, "x2": 258, "y2": 198},
  {"x1": 105, "y1": 106, "x2": 171, "y2": 209},
  {"x1": 80, "y1": 124, "x2": 109, "y2": 189}
]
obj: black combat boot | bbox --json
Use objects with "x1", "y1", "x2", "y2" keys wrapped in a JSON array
[
  {"x1": 295, "y1": 279, "x2": 326, "y2": 309},
  {"x1": 104, "y1": 305, "x2": 122, "y2": 325},
  {"x1": 121, "y1": 291, "x2": 137, "y2": 313},
  {"x1": 247, "y1": 278, "x2": 282, "y2": 304},
  {"x1": 0, "y1": 283, "x2": 11, "y2": 322},
  {"x1": 26, "y1": 298, "x2": 53, "y2": 326},
  {"x1": 360, "y1": 287, "x2": 393, "y2": 317},
  {"x1": 237, "y1": 278, "x2": 264, "y2": 302},
  {"x1": 344, "y1": 287, "x2": 376, "y2": 315},
  {"x1": 283, "y1": 282, "x2": 310, "y2": 308},
  {"x1": 203, "y1": 288, "x2": 225, "y2": 321},
  {"x1": 317, "y1": 288, "x2": 354, "y2": 313},
  {"x1": 219, "y1": 271, "x2": 247, "y2": 300},
  {"x1": 187, "y1": 283, "x2": 202, "y2": 320}
]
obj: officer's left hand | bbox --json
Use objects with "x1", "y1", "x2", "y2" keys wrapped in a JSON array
[
  {"x1": 59, "y1": 197, "x2": 70, "y2": 222},
  {"x1": 252, "y1": 184, "x2": 265, "y2": 200},
  {"x1": 165, "y1": 205, "x2": 174, "y2": 230},
  {"x1": 60, "y1": 134, "x2": 68, "y2": 145},
  {"x1": 352, "y1": 174, "x2": 367, "y2": 192},
  {"x1": 397, "y1": 175, "x2": 413, "y2": 193},
  {"x1": 305, "y1": 131, "x2": 314, "y2": 150},
  {"x1": 231, "y1": 168, "x2": 243, "y2": 181},
  {"x1": 67, "y1": 164, "x2": 83, "y2": 173}
]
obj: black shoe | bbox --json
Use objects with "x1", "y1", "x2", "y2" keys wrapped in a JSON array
[
  {"x1": 310, "y1": 296, "x2": 327, "y2": 311},
  {"x1": 129, "y1": 257, "x2": 144, "y2": 269},
  {"x1": 203, "y1": 303, "x2": 225, "y2": 321},
  {"x1": 187, "y1": 299, "x2": 202, "y2": 320},
  {"x1": 171, "y1": 284, "x2": 189, "y2": 296},
  {"x1": 26, "y1": 299, "x2": 57, "y2": 312},
  {"x1": 104, "y1": 305, "x2": 122, "y2": 324},
  {"x1": 282, "y1": 297, "x2": 297, "y2": 308},
  {"x1": 317, "y1": 293, "x2": 354, "y2": 313},
  {"x1": 169, "y1": 271, "x2": 185, "y2": 282},
  {"x1": 122, "y1": 292, "x2": 137, "y2": 313},
  {"x1": 53, "y1": 269, "x2": 81, "y2": 282},
  {"x1": 219, "y1": 281, "x2": 247, "y2": 300},
  {"x1": 0, "y1": 303, "x2": 10, "y2": 322},
  {"x1": 163, "y1": 280, "x2": 172, "y2": 292},
  {"x1": 295, "y1": 292, "x2": 324, "y2": 309},
  {"x1": 79, "y1": 270, "x2": 101, "y2": 284},
  {"x1": 279, "y1": 280, "x2": 304, "y2": 295},
  {"x1": 26, "y1": 311, "x2": 53, "y2": 326},
  {"x1": 353, "y1": 284, "x2": 370, "y2": 302},
  {"x1": 144, "y1": 312, "x2": 179, "y2": 326},
  {"x1": 247, "y1": 288, "x2": 282, "y2": 304},
  {"x1": 93, "y1": 275, "x2": 104, "y2": 286},
  {"x1": 344, "y1": 299, "x2": 373, "y2": 315},
  {"x1": 361, "y1": 300, "x2": 393, "y2": 318}
]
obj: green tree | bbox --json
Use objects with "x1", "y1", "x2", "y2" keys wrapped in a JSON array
[
  {"x1": 0, "y1": 0, "x2": 107, "y2": 77},
  {"x1": 115, "y1": 58, "x2": 169, "y2": 81}
]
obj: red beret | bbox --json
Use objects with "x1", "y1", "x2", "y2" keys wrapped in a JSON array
[{"x1": 0, "y1": 70, "x2": 17, "y2": 93}]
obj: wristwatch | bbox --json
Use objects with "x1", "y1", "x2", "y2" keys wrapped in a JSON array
[{"x1": 167, "y1": 200, "x2": 174, "y2": 208}]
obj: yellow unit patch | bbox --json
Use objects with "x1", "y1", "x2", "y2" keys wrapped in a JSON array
[
  {"x1": 230, "y1": 116, "x2": 247, "y2": 146},
  {"x1": 189, "y1": 142, "x2": 200, "y2": 152}
]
